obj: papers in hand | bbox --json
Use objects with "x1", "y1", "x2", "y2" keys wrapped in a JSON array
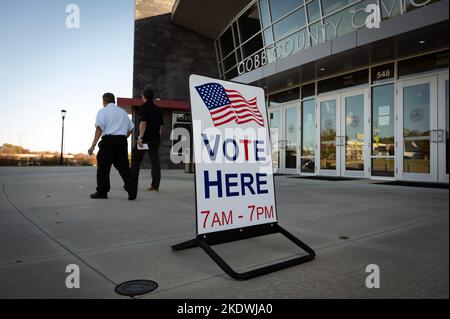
[{"x1": 137, "y1": 143, "x2": 149, "y2": 150}]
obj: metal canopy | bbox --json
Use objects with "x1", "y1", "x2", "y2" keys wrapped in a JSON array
[
  {"x1": 250, "y1": 21, "x2": 449, "y2": 93},
  {"x1": 171, "y1": 0, "x2": 252, "y2": 39}
]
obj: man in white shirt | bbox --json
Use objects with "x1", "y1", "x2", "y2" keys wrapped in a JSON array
[{"x1": 88, "y1": 93, "x2": 137, "y2": 200}]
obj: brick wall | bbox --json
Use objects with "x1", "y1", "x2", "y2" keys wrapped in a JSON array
[
  {"x1": 133, "y1": 0, "x2": 218, "y2": 101},
  {"x1": 133, "y1": 0, "x2": 218, "y2": 169}
]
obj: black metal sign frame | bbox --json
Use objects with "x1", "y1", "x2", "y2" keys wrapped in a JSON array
[
  {"x1": 172, "y1": 75, "x2": 315, "y2": 281},
  {"x1": 172, "y1": 223, "x2": 315, "y2": 281}
]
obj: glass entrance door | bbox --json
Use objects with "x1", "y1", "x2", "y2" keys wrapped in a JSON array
[
  {"x1": 269, "y1": 110, "x2": 281, "y2": 172},
  {"x1": 340, "y1": 90, "x2": 370, "y2": 177},
  {"x1": 397, "y1": 76, "x2": 438, "y2": 182},
  {"x1": 317, "y1": 95, "x2": 340, "y2": 176},
  {"x1": 284, "y1": 105, "x2": 299, "y2": 173},
  {"x1": 300, "y1": 99, "x2": 316, "y2": 174},
  {"x1": 438, "y1": 73, "x2": 449, "y2": 183},
  {"x1": 269, "y1": 102, "x2": 299, "y2": 173},
  {"x1": 371, "y1": 84, "x2": 396, "y2": 178},
  {"x1": 317, "y1": 90, "x2": 370, "y2": 177}
]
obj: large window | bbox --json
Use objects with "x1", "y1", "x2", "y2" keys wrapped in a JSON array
[
  {"x1": 258, "y1": 0, "x2": 271, "y2": 28},
  {"x1": 217, "y1": 3, "x2": 264, "y2": 79},
  {"x1": 269, "y1": 0, "x2": 304, "y2": 21},
  {"x1": 242, "y1": 34, "x2": 264, "y2": 58},
  {"x1": 216, "y1": 0, "x2": 443, "y2": 79},
  {"x1": 238, "y1": 3, "x2": 262, "y2": 42},
  {"x1": 321, "y1": 0, "x2": 359, "y2": 15},
  {"x1": 324, "y1": 0, "x2": 377, "y2": 40},
  {"x1": 273, "y1": 7, "x2": 306, "y2": 41},
  {"x1": 306, "y1": 0, "x2": 321, "y2": 23},
  {"x1": 219, "y1": 27, "x2": 234, "y2": 58}
]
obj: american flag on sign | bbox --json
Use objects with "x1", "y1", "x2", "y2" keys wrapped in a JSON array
[{"x1": 195, "y1": 83, "x2": 264, "y2": 127}]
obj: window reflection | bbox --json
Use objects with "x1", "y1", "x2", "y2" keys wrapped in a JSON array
[
  {"x1": 380, "y1": 0, "x2": 402, "y2": 20},
  {"x1": 224, "y1": 66, "x2": 238, "y2": 79},
  {"x1": 372, "y1": 84, "x2": 395, "y2": 177},
  {"x1": 404, "y1": 0, "x2": 440, "y2": 12},
  {"x1": 321, "y1": 0, "x2": 359, "y2": 16},
  {"x1": 309, "y1": 21, "x2": 326, "y2": 47},
  {"x1": 219, "y1": 27, "x2": 234, "y2": 57},
  {"x1": 232, "y1": 23, "x2": 240, "y2": 47},
  {"x1": 372, "y1": 158, "x2": 395, "y2": 177},
  {"x1": 258, "y1": 0, "x2": 271, "y2": 28},
  {"x1": 269, "y1": 0, "x2": 304, "y2": 21},
  {"x1": 273, "y1": 7, "x2": 306, "y2": 41},
  {"x1": 217, "y1": 0, "x2": 444, "y2": 80},
  {"x1": 223, "y1": 52, "x2": 237, "y2": 72},
  {"x1": 263, "y1": 28, "x2": 273, "y2": 46},
  {"x1": 320, "y1": 100, "x2": 337, "y2": 170},
  {"x1": 306, "y1": 0, "x2": 321, "y2": 23},
  {"x1": 345, "y1": 95, "x2": 365, "y2": 171},
  {"x1": 271, "y1": 28, "x2": 309, "y2": 62},
  {"x1": 372, "y1": 84, "x2": 395, "y2": 156},
  {"x1": 242, "y1": 34, "x2": 264, "y2": 58},
  {"x1": 285, "y1": 108, "x2": 298, "y2": 169},
  {"x1": 238, "y1": 3, "x2": 262, "y2": 43},
  {"x1": 301, "y1": 99, "x2": 316, "y2": 173},
  {"x1": 324, "y1": 0, "x2": 375, "y2": 41},
  {"x1": 270, "y1": 112, "x2": 281, "y2": 169},
  {"x1": 403, "y1": 84, "x2": 431, "y2": 174},
  {"x1": 446, "y1": 80, "x2": 449, "y2": 175}
]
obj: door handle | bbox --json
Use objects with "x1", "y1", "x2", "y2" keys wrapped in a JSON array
[
  {"x1": 336, "y1": 136, "x2": 344, "y2": 147},
  {"x1": 336, "y1": 136, "x2": 345, "y2": 147},
  {"x1": 431, "y1": 130, "x2": 438, "y2": 143},
  {"x1": 437, "y1": 129, "x2": 445, "y2": 143}
]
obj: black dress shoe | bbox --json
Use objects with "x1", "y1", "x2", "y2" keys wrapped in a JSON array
[
  {"x1": 128, "y1": 190, "x2": 137, "y2": 201},
  {"x1": 90, "y1": 192, "x2": 108, "y2": 199}
]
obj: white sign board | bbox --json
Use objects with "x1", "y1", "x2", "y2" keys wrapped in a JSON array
[{"x1": 189, "y1": 75, "x2": 277, "y2": 235}]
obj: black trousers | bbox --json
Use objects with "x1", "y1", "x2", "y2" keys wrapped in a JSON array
[
  {"x1": 96, "y1": 135, "x2": 134, "y2": 194},
  {"x1": 130, "y1": 141, "x2": 161, "y2": 190}
]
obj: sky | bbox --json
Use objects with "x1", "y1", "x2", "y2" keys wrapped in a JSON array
[{"x1": 0, "y1": 0, "x2": 135, "y2": 154}]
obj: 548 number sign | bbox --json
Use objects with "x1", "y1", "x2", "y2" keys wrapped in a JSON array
[
  {"x1": 376, "y1": 69, "x2": 391, "y2": 80},
  {"x1": 372, "y1": 63, "x2": 394, "y2": 83}
]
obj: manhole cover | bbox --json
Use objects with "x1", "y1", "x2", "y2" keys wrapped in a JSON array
[{"x1": 115, "y1": 280, "x2": 158, "y2": 297}]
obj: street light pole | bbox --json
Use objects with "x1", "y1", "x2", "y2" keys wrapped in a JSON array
[{"x1": 60, "y1": 110, "x2": 66, "y2": 165}]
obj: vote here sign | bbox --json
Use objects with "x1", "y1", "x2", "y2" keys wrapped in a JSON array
[{"x1": 189, "y1": 74, "x2": 277, "y2": 235}]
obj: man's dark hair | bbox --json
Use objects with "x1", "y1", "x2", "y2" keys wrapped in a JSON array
[
  {"x1": 102, "y1": 92, "x2": 115, "y2": 104},
  {"x1": 142, "y1": 86, "x2": 154, "y2": 100}
]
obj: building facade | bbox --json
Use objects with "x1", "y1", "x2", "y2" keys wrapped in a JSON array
[
  {"x1": 120, "y1": 0, "x2": 219, "y2": 168},
  {"x1": 171, "y1": 0, "x2": 449, "y2": 183}
]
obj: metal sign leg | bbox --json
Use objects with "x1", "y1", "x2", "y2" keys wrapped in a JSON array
[{"x1": 172, "y1": 225, "x2": 315, "y2": 281}]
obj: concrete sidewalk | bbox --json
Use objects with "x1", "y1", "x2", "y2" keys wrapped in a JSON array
[{"x1": 0, "y1": 167, "x2": 448, "y2": 299}]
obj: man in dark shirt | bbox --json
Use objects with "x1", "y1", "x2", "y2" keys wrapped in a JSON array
[{"x1": 130, "y1": 86, "x2": 164, "y2": 192}]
